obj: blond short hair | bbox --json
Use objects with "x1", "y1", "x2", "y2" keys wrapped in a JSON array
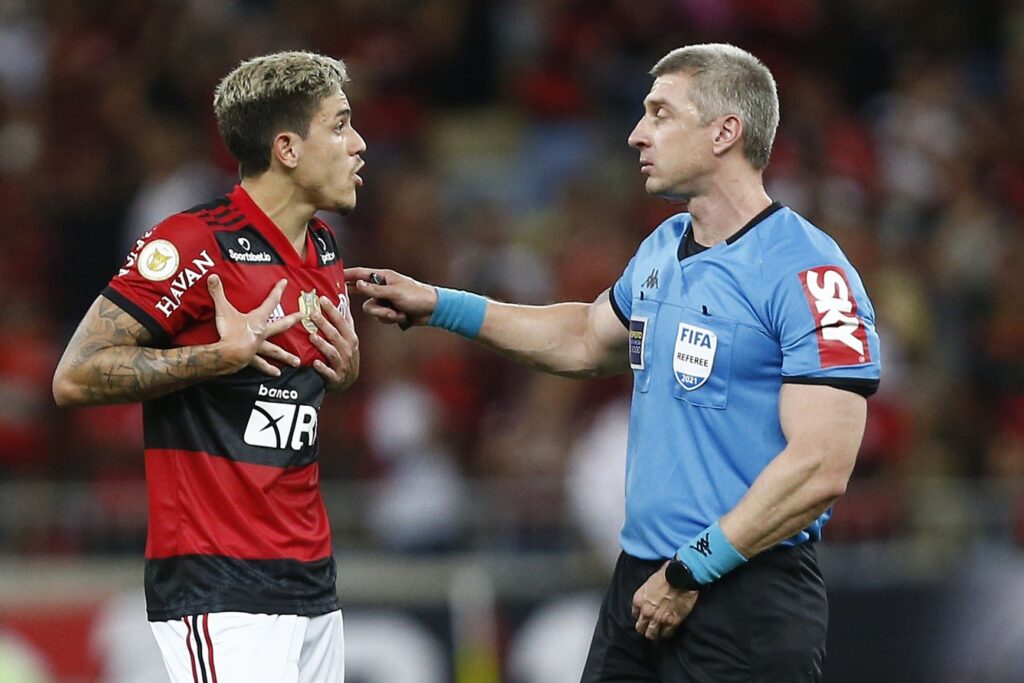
[
  {"x1": 213, "y1": 51, "x2": 349, "y2": 177},
  {"x1": 652, "y1": 44, "x2": 779, "y2": 170}
]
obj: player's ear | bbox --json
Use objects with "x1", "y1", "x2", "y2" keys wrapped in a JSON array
[
  {"x1": 271, "y1": 132, "x2": 301, "y2": 170},
  {"x1": 711, "y1": 114, "x2": 742, "y2": 157}
]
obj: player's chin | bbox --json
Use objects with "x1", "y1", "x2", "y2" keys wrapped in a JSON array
[{"x1": 330, "y1": 191, "x2": 358, "y2": 215}]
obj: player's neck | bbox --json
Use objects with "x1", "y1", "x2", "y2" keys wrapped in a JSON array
[
  {"x1": 240, "y1": 175, "x2": 314, "y2": 258},
  {"x1": 686, "y1": 171, "x2": 772, "y2": 248}
]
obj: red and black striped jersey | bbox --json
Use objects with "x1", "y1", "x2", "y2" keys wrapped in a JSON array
[{"x1": 103, "y1": 185, "x2": 348, "y2": 621}]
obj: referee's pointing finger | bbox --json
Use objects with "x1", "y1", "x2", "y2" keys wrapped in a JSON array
[{"x1": 343, "y1": 267, "x2": 377, "y2": 283}]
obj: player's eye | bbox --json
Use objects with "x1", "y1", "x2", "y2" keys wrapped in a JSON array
[{"x1": 655, "y1": 107, "x2": 669, "y2": 119}]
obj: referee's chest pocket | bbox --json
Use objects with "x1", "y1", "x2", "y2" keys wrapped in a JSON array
[
  {"x1": 628, "y1": 299, "x2": 659, "y2": 393},
  {"x1": 669, "y1": 308, "x2": 737, "y2": 409}
]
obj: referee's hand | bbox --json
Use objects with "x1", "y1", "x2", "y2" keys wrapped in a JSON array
[
  {"x1": 631, "y1": 562, "x2": 699, "y2": 641},
  {"x1": 344, "y1": 267, "x2": 437, "y2": 329}
]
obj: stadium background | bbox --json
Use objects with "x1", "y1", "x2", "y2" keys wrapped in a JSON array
[{"x1": 1, "y1": 0, "x2": 1023, "y2": 681}]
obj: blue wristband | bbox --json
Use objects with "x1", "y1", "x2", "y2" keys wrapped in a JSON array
[
  {"x1": 676, "y1": 520, "x2": 747, "y2": 586},
  {"x1": 428, "y1": 287, "x2": 488, "y2": 339}
]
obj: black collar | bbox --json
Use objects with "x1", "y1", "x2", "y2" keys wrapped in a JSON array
[{"x1": 678, "y1": 201, "x2": 784, "y2": 261}]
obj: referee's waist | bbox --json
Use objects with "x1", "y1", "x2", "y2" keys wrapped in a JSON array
[{"x1": 620, "y1": 539, "x2": 815, "y2": 568}]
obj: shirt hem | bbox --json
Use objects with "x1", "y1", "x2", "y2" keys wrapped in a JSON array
[{"x1": 146, "y1": 596, "x2": 342, "y2": 622}]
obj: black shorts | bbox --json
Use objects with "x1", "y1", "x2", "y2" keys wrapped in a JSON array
[{"x1": 581, "y1": 543, "x2": 828, "y2": 683}]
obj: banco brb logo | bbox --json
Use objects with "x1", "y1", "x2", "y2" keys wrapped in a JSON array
[{"x1": 244, "y1": 400, "x2": 318, "y2": 450}]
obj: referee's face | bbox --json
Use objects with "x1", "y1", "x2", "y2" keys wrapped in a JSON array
[
  {"x1": 293, "y1": 90, "x2": 367, "y2": 215},
  {"x1": 628, "y1": 73, "x2": 716, "y2": 201}
]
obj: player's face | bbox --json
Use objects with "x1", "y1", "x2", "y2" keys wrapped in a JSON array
[
  {"x1": 294, "y1": 90, "x2": 366, "y2": 214},
  {"x1": 628, "y1": 73, "x2": 717, "y2": 201}
]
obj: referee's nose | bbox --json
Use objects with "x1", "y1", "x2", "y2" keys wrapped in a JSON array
[{"x1": 628, "y1": 117, "x2": 650, "y2": 150}]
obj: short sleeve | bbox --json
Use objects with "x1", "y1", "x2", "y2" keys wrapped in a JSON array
[
  {"x1": 769, "y1": 263, "x2": 881, "y2": 396},
  {"x1": 103, "y1": 215, "x2": 218, "y2": 343},
  {"x1": 609, "y1": 255, "x2": 637, "y2": 327}
]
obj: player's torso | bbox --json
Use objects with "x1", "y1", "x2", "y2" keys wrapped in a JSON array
[
  {"x1": 149, "y1": 214, "x2": 348, "y2": 466},
  {"x1": 110, "y1": 190, "x2": 346, "y2": 616},
  {"x1": 170, "y1": 217, "x2": 348, "y2": 362}
]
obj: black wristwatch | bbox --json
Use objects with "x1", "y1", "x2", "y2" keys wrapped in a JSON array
[{"x1": 665, "y1": 557, "x2": 703, "y2": 591}]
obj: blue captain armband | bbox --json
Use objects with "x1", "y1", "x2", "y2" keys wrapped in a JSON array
[
  {"x1": 676, "y1": 520, "x2": 748, "y2": 586},
  {"x1": 428, "y1": 287, "x2": 488, "y2": 339}
]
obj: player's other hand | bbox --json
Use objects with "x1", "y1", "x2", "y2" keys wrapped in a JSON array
[
  {"x1": 308, "y1": 295, "x2": 359, "y2": 392},
  {"x1": 208, "y1": 275, "x2": 302, "y2": 376},
  {"x1": 631, "y1": 562, "x2": 699, "y2": 641},
  {"x1": 344, "y1": 267, "x2": 438, "y2": 329}
]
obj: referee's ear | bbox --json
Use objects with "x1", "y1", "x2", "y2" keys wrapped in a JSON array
[{"x1": 711, "y1": 114, "x2": 743, "y2": 158}]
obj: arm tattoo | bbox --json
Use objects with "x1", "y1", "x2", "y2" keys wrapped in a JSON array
[{"x1": 56, "y1": 296, "x2": 228, "y2": 405}]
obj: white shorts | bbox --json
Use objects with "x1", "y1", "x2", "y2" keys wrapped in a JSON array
[{"x1": 150, "y1": 611, "x2": 344, "y2": 683}]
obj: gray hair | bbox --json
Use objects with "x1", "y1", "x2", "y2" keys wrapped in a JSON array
[
  {"x1": 652, "y1": 43, "x2": 779, "y2": 169},
  {"x1": 213, "y1": 51, "x2": 350, "y2": 177}
]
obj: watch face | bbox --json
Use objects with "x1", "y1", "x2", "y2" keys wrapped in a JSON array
[{"x1": 667, "y1": 560, "x2": 701, "y2": 591}]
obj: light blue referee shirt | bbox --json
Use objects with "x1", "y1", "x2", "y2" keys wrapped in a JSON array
[{"x1": 609, "y1": 202, "x2": 881, "y2": 561}]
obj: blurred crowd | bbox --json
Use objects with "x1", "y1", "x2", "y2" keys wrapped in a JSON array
[{"x1": 1, "y1": 0, "x2": 1023, "y2": 556}]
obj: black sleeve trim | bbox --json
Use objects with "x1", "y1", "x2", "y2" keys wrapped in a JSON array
[
  {"x1": 101, "y1": 287, "x2": 170, "y2": 347},
  {"x1": 608, "y1": 291, "x2": 629, "y2": 329},
  {"x1": 782, "y1": 375, "x2": 879, "y2": 398}
]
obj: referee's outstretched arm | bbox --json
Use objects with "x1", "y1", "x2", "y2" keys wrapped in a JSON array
[{"x1": 345, "y1": 267, "x2": 630, "y2": 380}]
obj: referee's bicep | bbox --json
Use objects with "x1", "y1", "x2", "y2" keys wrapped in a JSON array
[{"x1": 588, "y1": 289, "x2": 630, "y2": 376}]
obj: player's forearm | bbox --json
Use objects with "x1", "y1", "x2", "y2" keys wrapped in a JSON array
[
  {"x1": 719, "y1": 443, "x2": 855, "y2": 558},
  {"x1": 53, "y1": 342, "x2": 239, "y2": 406},
  {"x1": 474, "y1": 301, "x2": 610, "y2": 378}
]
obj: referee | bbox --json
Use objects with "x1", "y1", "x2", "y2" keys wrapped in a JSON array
[{"x1": 349, "y1": 43, "x2": 881, "y2": 682}]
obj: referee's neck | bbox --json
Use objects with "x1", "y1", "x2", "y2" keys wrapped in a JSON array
[{"x1": 687, "y1": 179, "x2": 771, "y2": 248}]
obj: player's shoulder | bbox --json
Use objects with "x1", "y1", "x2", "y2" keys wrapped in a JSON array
[
  {"x1": 143, "y1": 195, "x2": 240, "y2": 241},
  {"x1": 117, "y1": 198, "x2": 230, "y2": 280}
]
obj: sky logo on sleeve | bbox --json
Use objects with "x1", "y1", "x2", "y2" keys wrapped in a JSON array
[{"x1": 799, "y1": 266, "x2": 870, "y2": 367}]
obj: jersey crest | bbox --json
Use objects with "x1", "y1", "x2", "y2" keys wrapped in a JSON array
[
  {"x1": 298, "y1": 289, "x2": 322, "y2": 332},
  {"x1": 673, "y1": 322, "x2": 717, "y2": 391}
]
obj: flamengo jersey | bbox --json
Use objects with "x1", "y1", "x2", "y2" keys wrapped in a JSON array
[
  {"x1": 103, "y1": 185, "x2": 348, "y2": 621},
  {"x1": 610, "y1": 203, "x2": 881, "y2": 561}
]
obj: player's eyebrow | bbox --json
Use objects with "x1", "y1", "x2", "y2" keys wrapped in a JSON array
[{"x1": 334, "y1": 108, "x2": 351, "y2": 120}]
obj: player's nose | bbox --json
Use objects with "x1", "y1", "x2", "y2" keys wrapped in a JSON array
[{"x1": 350, "y1": 125, "x2": 367, "y2": 155}]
